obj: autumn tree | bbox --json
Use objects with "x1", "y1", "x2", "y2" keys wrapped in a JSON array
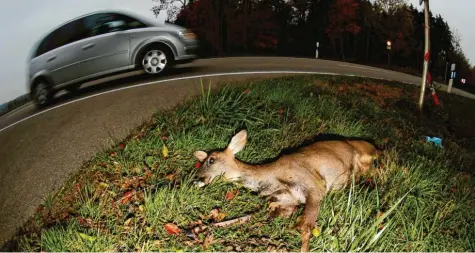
[
  {"x1": 175, "y1": 0, "x2": 279, "y2": 55},
  {"x1": 326, "y1": 0, "x2": 361, "y2": 60}
]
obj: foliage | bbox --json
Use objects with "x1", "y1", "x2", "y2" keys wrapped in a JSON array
[{"x1": 325, "y1": 0, "x2": 361, "y2": 60}]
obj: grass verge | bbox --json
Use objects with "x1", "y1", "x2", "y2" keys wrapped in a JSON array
[{"x1": 2, "y1": 75, "x2": 475, "y2": 252}]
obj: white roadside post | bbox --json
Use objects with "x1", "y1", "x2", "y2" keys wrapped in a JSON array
[
  {"x1": 418, "y1": 0, "x2": 430, "y2": 111},
  {"x1": 316, "y1": 42, "x2": 319, "y2": 58},
  {"x1": 447, "y1": 63, "x2": 456, "y2": 93}
]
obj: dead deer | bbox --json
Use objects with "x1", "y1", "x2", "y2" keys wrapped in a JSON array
[{"x1": 193, "y1": 130, "x2": 378, "y2": 252}]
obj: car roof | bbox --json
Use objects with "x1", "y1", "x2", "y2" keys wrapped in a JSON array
[{"x1": 29, "y1": 10, "x2": 155, "y2": 60}]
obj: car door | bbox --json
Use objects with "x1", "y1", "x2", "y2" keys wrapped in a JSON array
[
  {"x1": 77, "y1": 13, "x2": 133, "y2": 78},
  {"x1": 44, "y1": 18, "x2": 89, "y2": 85}
]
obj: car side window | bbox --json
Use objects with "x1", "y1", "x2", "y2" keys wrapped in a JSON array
[
  {"x1": 34, "y1": 19, "x2": 88, "y2": 57},
  {"x1": 85, "y1": 13, "x2": 118, "y2": 37},
  {"x1": 116, "y1": 14, "x2": 148, "y2": 30},
  {"x1": 84, "y1": 13, "x2": 147, "y2": 37}
]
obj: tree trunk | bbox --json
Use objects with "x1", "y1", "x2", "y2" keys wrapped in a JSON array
[
  {"x1": 332, "y1": 38, "x2": 337, "y2": 58},
  {"x1": 243, "y1": 0, "x2": 248, "y2": 52},
  {"x1": 215, "y1": 0, "x2": 224, "y2": 55},
  {"x1": 340, "y1": 33, "x2": 345, "y2": 60},
  {"x1": 366, "y1": 31, "x2": 370, "y2": 62}
]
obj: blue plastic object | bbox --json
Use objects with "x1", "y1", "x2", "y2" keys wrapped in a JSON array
[{"x1": 426, "y1": 136, "x2": 443, "y2": 148}]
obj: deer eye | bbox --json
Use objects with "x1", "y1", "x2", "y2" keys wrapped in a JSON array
[{"x1": 209, "y1": 157, "x2": 216, "y2": 164}]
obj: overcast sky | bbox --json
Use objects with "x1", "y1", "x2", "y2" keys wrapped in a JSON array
[{"x1": 0, "y1": 0, "x2": 473, "y2": 104}]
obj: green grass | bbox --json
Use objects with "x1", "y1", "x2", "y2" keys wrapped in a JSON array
[{"x1": 3, "y1": 75, "x2": 475, "y2": 252}]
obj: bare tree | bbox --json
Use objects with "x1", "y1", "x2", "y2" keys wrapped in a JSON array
[
  {"x1": 375, "y1": 0, "x2": 406, "y2": 14},
  {"x1": 151, "y1": 0, "x2": 189, "y2": 21}
]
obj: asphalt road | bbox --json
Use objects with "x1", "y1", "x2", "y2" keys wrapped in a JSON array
[{"x1": 0, "y1": 57, "x2": 473, "y2": 244}]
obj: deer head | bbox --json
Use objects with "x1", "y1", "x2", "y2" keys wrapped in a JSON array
[{"x1": 194, "y1": 130, "x2": 248, "y2": 185}]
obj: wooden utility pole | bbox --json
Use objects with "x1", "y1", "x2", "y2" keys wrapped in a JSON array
[{"x1": 418, "y1": 0, "x2": 430, "y2": 111}]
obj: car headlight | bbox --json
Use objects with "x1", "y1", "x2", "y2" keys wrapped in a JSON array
[{"x1": 178, "y1": 29, "x2": 197, "y2": 40}]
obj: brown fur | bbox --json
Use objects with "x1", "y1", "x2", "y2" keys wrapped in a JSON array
[{"x1": 194, "y1": 130, "x2": 378, "y2": 252}]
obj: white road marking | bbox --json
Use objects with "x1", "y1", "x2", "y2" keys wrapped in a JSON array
[
  {"x1": 0, "y1": 70, "x2": 409, "y2": 133},
  {"x1": 339, "y1": 64, "x2": 393, "y2": 74}
]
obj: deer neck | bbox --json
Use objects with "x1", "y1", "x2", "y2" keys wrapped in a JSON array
[{"x1": 234, "y1": 159, "x2": 280, "y2": 192}]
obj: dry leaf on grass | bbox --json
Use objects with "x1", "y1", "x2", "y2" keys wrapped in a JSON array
[
  {"x1": 162, "y1": 144, "x2": 169, "y2": 158},
  {"x1": 207, "y1": 208, "x2": 226, "y2": 222},
  {"x1": 164, "y1": 223, "x2": 181, "y2": 235},
  {"x1": 225, "y1": 189, "x2": 239, "y2": 201}
]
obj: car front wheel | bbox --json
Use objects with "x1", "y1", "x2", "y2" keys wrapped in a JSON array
[
  {"x1": 33, "y1": 81, "x2": 53, "y2": 109},
  {"x1": 141, "y1": 48, "x2": 171, "y2": 75}
]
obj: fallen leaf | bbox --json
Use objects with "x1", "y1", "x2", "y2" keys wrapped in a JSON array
[
  {"x1": 194, "y1": 162, "x2": 201, "y2": 169},
  {"x1": 78, "y1": 232, "x2": 96, "y2": 242},
  {"x1": 164, "y1": 223, "x2": 181, "y2": 235},
  {"x1": 119, "y1": 143, "x2": 126, "y2": 150},
  {"x1": 78, "y1": 216, "x2": 87, "y2": 225},
  {"x1": 243, "y1": 89, "x2": 251, "y2": 94},
  {"x1": 139, "y1": 205, "x2": 145, "y2": 212},
  {"x1": 99, "y1": 182, "x2": 109, "y2": 188},
  {"x1": 225, "y1": 190, "x2": 239, "y2": 201},
  {"x1": 74, "y1": 183, "x2": 82, "y2": 193},
  {"x1": 110, "y1": 151, "x2": 117, "y2": 157},
  {"x1": 162, "y1": 144, "x2": 169, "y2": 158},
  {"x1": 190, "y1": 220, "x2": 203, "y2": 227},
  {"x1": 124, "y1": 218, "x2": 133, "y2": 226},
  {"x1": 192, "y1": 225, "x2": 208, "y2": 235},
  {"x1": 121, "y1": 190, "x2": 135, "y2": 205},
  {"x1": 312, "y1": 227, "x2": 321, "y2": 237},
  {"x1": 203, "y1": 233, "x2": 214, "y2": 249},
  {"x1": 165, "y1": 174, "x2": 175, "y2": 181},
  {"x1": 161, "y1": 136, "x2": 168, "y2": 141},
  {"x1": 208, "y1": 208, "x2": 226, "y2": 222}
]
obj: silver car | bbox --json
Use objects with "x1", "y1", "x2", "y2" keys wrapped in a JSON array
[{"x1": 28, "y1": 10, "x2": 198, "y2": 108}]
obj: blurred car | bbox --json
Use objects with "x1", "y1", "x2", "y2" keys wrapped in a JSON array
[{"x1": 28, "y1": 10, "x2": 198, "y2": 108}]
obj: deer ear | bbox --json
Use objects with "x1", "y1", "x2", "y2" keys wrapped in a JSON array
[
  {"x1": 194, "y1": 151, "x2": 208, "y2": 162},
  {"x1": 227, "y1": 130, "x2": 247, "y2": 155}
]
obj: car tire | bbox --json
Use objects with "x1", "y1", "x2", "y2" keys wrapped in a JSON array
[
  {"x1": 32, "y1": 81, "x2": 54, "y2": 109},
  {"x1": 140, "y1": 46, "x2": 173, "y2": 75}
]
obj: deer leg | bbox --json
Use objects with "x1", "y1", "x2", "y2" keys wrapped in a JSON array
[
  {"x1": 296, "y1": 188, "x2": 324, "y2": 252},
  {"x1": 268, "y1": 189, "x2": 299, "y2": 218}
]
